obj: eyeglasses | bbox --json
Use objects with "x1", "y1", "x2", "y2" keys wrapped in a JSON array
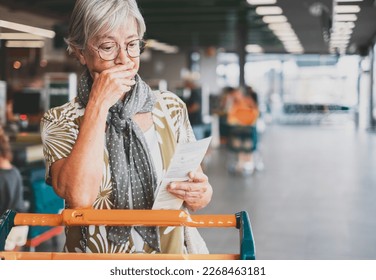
[{"x1": 93, "y1": 39, "x2": 146, "y2": 61}]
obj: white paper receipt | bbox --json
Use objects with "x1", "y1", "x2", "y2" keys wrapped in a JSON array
[{"x1": 152, "y1": 136, "x2": 212, "y2": 210}]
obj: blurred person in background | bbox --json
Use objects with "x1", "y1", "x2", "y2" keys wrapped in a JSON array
[
  {"x1": 0, "y1": 125, "x2": 28, "y2": 251},
  {"x1": 0, "y1": 125, "x2": 25, "y2": 215},
  {"x1": 185, "y1": 79, "x2": 203, "y2": 126},
  {"x1": 218, "y1": 86, "x2": 236, "y2": 144},
  {"x1": 226, "y1": 87, "x2": 259, "y2": 174}
]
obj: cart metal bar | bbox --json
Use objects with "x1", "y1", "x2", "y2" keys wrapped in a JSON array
[
  {"x1": 0, "y1": 252, "x2": 240, "y2": 260},
  {"x1": 13, "y1": 209, "x2": 237, "y2": 227},
  {"x1": 0, "y1": 209, "x2": 256, "y2": 260},
  {"x1": 236, "y1": 211, "x2": 256, "y2": 260}
]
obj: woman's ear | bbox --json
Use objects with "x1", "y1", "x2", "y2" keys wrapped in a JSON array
[{"x1": 73, "y1": 47, "x2": 87, "y2": 65}]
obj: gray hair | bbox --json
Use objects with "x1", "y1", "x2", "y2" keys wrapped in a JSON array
[{"x1": 65, "y1": 0, "x2": 146, "y2": 54}]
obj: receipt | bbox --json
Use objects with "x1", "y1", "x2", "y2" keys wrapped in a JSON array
[{"x1": 152, "y1": 136, "x2": 212, "y2": 210}]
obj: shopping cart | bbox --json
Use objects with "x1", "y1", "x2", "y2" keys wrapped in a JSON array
[{"x1": 0, "y1": 209, "x2": 255, "y2": 260}]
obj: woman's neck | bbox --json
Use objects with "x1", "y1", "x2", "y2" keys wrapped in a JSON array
[{"x1": 0, "y1": 158, "x2": 12, "y2": 169}]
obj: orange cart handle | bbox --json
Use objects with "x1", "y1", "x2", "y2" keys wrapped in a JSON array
[
  {"x1": 0, "y1": 209, "x2": 255, "y2": 260},
  {"x1": 14, "y1": 209, "x2": 237, "y2": 228}
]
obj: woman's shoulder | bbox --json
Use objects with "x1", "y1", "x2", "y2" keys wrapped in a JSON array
[
  {"x1": 154, "y1": 90, "x2": 186, "y2": 108},
  {"x1": 42, "y1": 97, "x2": 85, "y2": 124}
]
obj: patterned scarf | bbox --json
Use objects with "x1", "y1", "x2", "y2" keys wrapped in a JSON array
[{"x1": 77, "y1": 70, "x2": 160, "y2": 251}]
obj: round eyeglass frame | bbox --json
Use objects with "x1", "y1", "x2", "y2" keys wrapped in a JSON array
[{"x1": 93, "y1": 39, "x2": 146, "y2": 61}]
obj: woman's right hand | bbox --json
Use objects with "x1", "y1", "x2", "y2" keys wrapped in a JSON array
[
  {"x1": 50, "y1": 66, "x2": 137, "y2": 208},
  {"x1": 89, "y1": 65, "x2": 137, "y2": 109}
]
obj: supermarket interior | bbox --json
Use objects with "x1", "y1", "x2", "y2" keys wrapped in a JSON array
[{"x1": 1, "y1": 0, "x2": 376, "y2": 260}]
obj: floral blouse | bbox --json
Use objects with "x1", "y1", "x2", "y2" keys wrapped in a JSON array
[{"x1": 41, "y1": 91, "x2": 196, "y2": 253}]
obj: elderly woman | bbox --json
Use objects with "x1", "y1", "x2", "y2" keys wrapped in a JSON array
[{"x1": 40, "y1": 0, "x2": 212, "y2": 254}]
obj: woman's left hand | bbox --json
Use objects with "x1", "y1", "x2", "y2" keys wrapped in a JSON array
[{"x1": 166, "y1": 169, "x2": 213, "y2": 212}]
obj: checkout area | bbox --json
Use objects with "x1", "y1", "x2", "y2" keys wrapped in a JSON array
[
  {"x1": 0, "y1": 73, "x2": 76, "y2": 251},
  {"x1": 9, "y1": 133, "x2": 64, "y2": 251}
]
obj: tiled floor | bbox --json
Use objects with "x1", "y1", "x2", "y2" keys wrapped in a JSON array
[
  {"x1": 31, "y1": 122, "x2": 376, "y2": 259},
  {"x1": 199, "y1": 123, "x2": 376, "y2": 259}
]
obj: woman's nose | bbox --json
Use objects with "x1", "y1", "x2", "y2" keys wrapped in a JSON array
[{"x1": 114, "y1": 47, "x2": 132, "y2": 64}]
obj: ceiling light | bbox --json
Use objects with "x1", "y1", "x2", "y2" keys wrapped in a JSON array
[
  {"x1": 247, "y1": 0, "x2": 277, "y2": 5},
  {"x1": 275, "y1": 34, "x2": 298, "y2": 41},
  {"x1": 283, "y1": 42, "x2": 302, "y2": 47},
  {"x1": 0, "y1": 33, "x2": 44, "y2": 40},
  {"x1": 334, "y1": 5, "x2": 360, "y2": 13},
  {"x1": 273, "y1": 30, "x2": 297, "y2": 36},
  {"x1": 13, "y1": 61, "x2": 22, "y2": 69},
  {"x1": 268, "y1": 22, "x2": 292, "y2": 30},
  {"x1": 331, "y1": 29, "x2": 353, "y2": 35},
  {"x1": 283, "y1": 41, "x2": 302, "y2": 47},
  {"x1": 330, "y1": 40, "x2": 350, "y2": 44},
  {"x1": 255, "y1": 6, "x2": 283, "y2": 15},
  {"x1": 335, "y1": 0, "x2": 363, "y2": 2},
  {"x1": 331, "y1": 41, "x2": 349, "y2": 46},
  {"x1": 245, "y1": 44, "x2": 264, "y2": 53},
  {"x1": 278, "y1": 35, "x2": 299, "y2": 41},
  {"x1": 164, "y1": 47, "x2": 179, "y2": 54},
  {"x1": 284, "y1": 45, "x2": 303, "y2": 50},
  {"x1": 146, "y1": 39, "x2": 179, "y2": 54},
  {"x1": 330, "y1": 34, "x2": 351, "y2": 40},
  {"x1": 334, "y1": 14, "x2": 358, "y2": 21},
  {"x1": 283, "y1": 46, "x2": 303, "y2": 52},
  {"x1": 332, "y1": 25, "x2": 355, "y2": 32},
  {"x1": 330, "y1": 37, "x2": 351, "y2": 42},
  {"x1": 332, "y1": 21, "x2": 355, "y2": 29},
  {"x1": 262, "y1": 15, "x2": 288, "y2": 24},
  {"x1": 330, "y1": 44, "x2": 348, "y2": 51},
  {"x1": 0, "y1": 20, "x2": 55, "y2": 38},
  {"x1": 5, "y1": 40, "x2": 45, "y2": 48},
  {"x1": 285, "y1": 47, "x2": 304, "y2": 54}
]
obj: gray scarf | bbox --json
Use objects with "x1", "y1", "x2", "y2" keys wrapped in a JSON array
[{"x1": 77, "y1": 70, "x2": 160, "y2": 251}]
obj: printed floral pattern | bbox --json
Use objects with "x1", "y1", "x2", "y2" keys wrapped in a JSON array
[{"x1": 41, "y1": 91, "x2": 195, "y2": 253}]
